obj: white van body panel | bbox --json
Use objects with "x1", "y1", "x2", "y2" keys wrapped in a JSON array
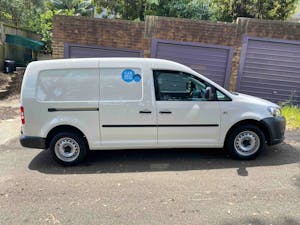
[
  {"x1": 156, "y1": 101, "x2": 221, "y2": 147},
  {"x1": 20, "y1": 59, "x2": 101, "y2": 149},
  {"x1": 20, "y1": 58, "x2": 284, "y2": 151},
  {"x1": 39, "y1": 111, "x2": 100, "y2": 149},
  {"x1": 218, "y1": 93, "x2": 279, "y2": 145},
  {"x1": 99, "y1": 59, "x2": 157, "y2": 148}
]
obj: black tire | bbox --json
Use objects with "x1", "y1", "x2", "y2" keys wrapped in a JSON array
[
  {"x1": 225, "y1": 124, "x2": 265, "y2": 160},
  {"x1": 49, "y1": 132, "x2": 88, "y2": 166}
]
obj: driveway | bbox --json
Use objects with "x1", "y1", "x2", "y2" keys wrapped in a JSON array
[
  {"x1": 0, "y1": 126, "x2": 299, "y2": 225},
  {"x1": 2, "y1": 67, "x2": 297, "y2": 224}
]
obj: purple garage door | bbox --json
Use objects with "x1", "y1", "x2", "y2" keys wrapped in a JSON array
[
  {"x1": 64, "y1": 43, "x2": 143, "y2": 58},
  {"x1": 237, "y1": 36, "x2": 300, "y2": 105},
  {"x1": 151, "y1": 39, "x2": 234, "y2": 88}
]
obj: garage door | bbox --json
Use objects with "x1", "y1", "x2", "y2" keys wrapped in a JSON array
[
  {"x1": 151, "y1": 39, "x2": 234, "y2": 88},
  {"x1": 64, "y1": 43, "x2": 143, "y2": 58},
  {"x1": 237, "y1": 36, "x2": 300, "y2": 105}
]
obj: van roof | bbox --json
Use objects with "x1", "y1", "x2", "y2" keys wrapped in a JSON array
[
  {"x1": 27, "y1": 58, "x2": 193, "y2": 72},
  {"x1": 24, "y1": 57, "x2": 232, "y2": 98}
]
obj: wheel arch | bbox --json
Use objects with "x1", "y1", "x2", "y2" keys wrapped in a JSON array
[
  {"x1": 45, "y1": 125, "x2": 89, "y2": 149},
  {"x1": 224, "y1": 119, "x2": 270, "y2": 145}
]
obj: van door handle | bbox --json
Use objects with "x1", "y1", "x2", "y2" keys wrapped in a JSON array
[
  {"x1": 139, "y1": 110, "x2": 152, "y2": 114},
  {"x1": 159, "y1": 110, "x2": 172, "y2": 114}
]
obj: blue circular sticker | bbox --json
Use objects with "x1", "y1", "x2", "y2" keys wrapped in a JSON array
[
  {"x1": 133, "y1": 74, "x2": 141, "y2": 82},
  {"x1": 122, "y1": 69, "x2": 135, "y2": 83}
]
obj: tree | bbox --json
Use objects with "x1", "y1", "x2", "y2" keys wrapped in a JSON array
[
  {"x1": 96, "y1": 0, "x2": 212, "y2": 21},
  {"x1": 28, "y1": 9, "x2": 75, "y2": 54},
  {"x1": 212, "y1": 0, "x2": 298, "y2": 22},
  {"x1": 29, "y1": 0, "x2": 94, "y2": 53},
  {"x1": 146, "y1": 0, "x2": 212, "y2": 20},
  {"x1": 0, "y1": 0, "x2": 47, "y2": 26},
  {"x1": 49, "y1": 0, "x2": 94, "y2": 16},
  {"x1": 96, "y1": 0, "x2": 146, "y2": 20},
  {"x1": 0, "y1": 0, "x2": 95, "y2": 53},
  {"x1": 0, "y1": 0, "x2": 27, "y2": 26}
]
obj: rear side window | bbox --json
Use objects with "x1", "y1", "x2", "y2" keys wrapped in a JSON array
[
  {"x1": 100, "y1": 68, "x2": 142, "y2": 101},
  {"x1": 36, "y1": 68, "x2": 99, "y2": 101}
]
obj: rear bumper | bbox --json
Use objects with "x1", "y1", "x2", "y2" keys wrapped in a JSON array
[
  {"x1": 20, "y1": 135, "x2": 46, "y2": 149},
  {"x1": 261, "y1": 116, "x2": 286, "y2": 145}
]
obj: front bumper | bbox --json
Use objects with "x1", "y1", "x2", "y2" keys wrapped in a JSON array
[
  {"x1": 20, "y1": 135, "x2": 46, "y2": 149},
  {"x1": 261, "y1": 116, "x2": 286, "y2": 145}
]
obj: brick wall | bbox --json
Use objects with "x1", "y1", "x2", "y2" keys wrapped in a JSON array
[
  {"x1": 146, "y1": 16, "x2": 239, "y2": 89},
  {"x1": 52, "y1": 16, "x2": 150, "y2": 58},
  {"x1": 53, "y1": 15, "x2": 300, "y2": 90},
  {"x1": 238, "y1": 17, "x2": 300, "y2": 40}
]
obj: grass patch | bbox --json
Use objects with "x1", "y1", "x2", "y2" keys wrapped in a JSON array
[{"x1": 281, "y1": 105, "x2": 300, "y2": 130}]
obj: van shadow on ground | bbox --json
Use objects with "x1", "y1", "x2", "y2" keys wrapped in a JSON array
[{"x1": 28, "y1": 142, "x2": 300, "y2": 175}]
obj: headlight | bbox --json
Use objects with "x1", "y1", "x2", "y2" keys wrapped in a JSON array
[{"x1": 267, "y1": 106, "x2": 282, "y2": 117}]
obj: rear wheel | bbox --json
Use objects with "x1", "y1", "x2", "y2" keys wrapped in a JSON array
[
  {"x1": 49, "y1": 132, "x2": 87, "y2": 166},
  {"x1": 226, "y1": 125, "x2": 265, "y2": 159}
]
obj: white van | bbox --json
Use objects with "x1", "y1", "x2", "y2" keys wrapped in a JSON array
[{"x1": 20, "y1": 58, "x2": 285, "y2": 165}]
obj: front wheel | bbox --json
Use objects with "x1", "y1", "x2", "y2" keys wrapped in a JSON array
[
  {"x1": 225, "y1": 125, "x2": 265, "y2": 159},
  {"x1": 49, "y1": 132, "x2": 88, "y2": 166}
]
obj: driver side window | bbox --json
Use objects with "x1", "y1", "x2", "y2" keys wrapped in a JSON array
[{"x1": 153, "y1": 70, "x2": 213, "y2": 101}]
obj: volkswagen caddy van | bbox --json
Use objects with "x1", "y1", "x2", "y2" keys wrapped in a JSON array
[{"x1": 20, "y1": 58, "x2": 285, "y2": 165}]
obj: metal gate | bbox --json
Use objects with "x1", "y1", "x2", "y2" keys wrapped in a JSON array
[
  {"x1": 64, "y1": 43, "x2": 143, "y2": 58},
  {"x1": 151, "y1": 39, "x2": 234, "y2": 88},
  {"x1": 237, "y1": 36, "x2": 300, "y2": 104}
]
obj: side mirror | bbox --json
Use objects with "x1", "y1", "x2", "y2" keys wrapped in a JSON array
[{"x1": 205, "y1": 86, "x2": 214, "y2": 100}]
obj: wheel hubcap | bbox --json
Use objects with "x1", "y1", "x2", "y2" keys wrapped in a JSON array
[
  {"x1": 234, "y1": 131, "x2": 260, "y2": 156},
  {"x1": 54, "y1": 137, "x2": 80, "y2": 162}
]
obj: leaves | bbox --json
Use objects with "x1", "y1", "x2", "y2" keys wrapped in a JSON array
[
  {"x1": 40, "y1": 9, "x2": 76, "y2": 54},
  {"x1": 0, "y1": 0, "x2": 94, "y2": 53},
  {"x1": 212, "y1": 0, "x2": 298, "y2": 22},
  {"x1": 96, "y1": 0, "x2": 213, "y2": 20},
  {"x1": 49, "y1": 0, "x2": 94, "y2": 16},
  {"x1": 0, "y1": 0, "x2": 298, "y2": 53},
  {"x1": 0, "y1": 0, "x2": 27, "y2": 26}
]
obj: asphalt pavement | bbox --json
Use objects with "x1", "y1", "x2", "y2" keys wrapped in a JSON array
[{"x1": 0, "y1": 133, "x2": 299, "y2": 225}]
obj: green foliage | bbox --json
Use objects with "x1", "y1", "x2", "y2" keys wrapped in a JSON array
[
  {"x1": 212, "y1": 0, "x2": 298, "y2": 22},
  {"x1": 0, "y1": 0, "x2": 47, "y2": 26},
  {"x1": 97, "y1": 0, "x2": 212, "y2": 20},
  {"x1": 1, "y1": 0, "x2": 298, "y2": 54},
  {"x1": 50, "y1": 0, "x2": 94, "y2": 16},
  {"x1": 97, "y1": 0, "x2": 146, "y2": 20},
  {"x1": 0, "y1": 0, "x2": 27, "y2": 26},
  {"x1": 145, "y1": 0, "x2": 212, "y2": 20},
  {"x1": 281, "y1": 105, "x2": 300, "y2": 130},
  {"x1": 0, "y1": 0, "x2": 94, "y2": 53},
  {"x1": 34, "y1": 0, "x2": 94, "y2": 53},
  {"x1": 29, "y1": 9, "x2": 75, "y2": 54}
]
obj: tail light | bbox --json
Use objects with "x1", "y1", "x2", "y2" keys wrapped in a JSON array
[{"x1": 20, "y1": 106, "x2": 25, "y2": 125}]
